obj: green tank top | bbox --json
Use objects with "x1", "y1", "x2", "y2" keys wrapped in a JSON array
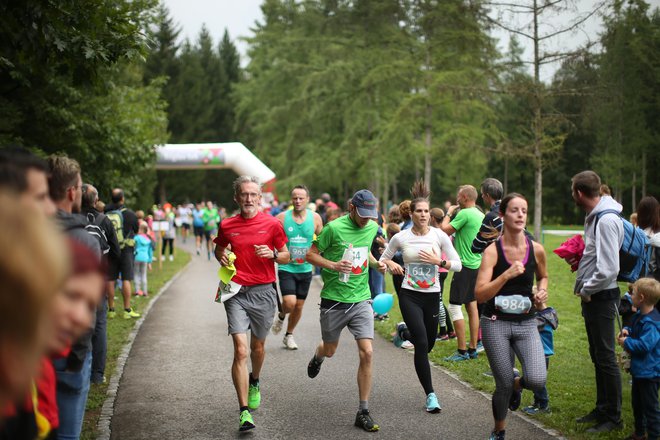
[{"x1": 280, "y1": 209, "x2": 315, "y2": 273}]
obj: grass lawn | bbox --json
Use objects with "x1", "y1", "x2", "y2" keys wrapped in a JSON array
[
  {"x1": 375, "y1": 233, "x2": 633, "y2": 440},
  {"x1": 80, "y1": 249, "x2": 191, "y2": 440}
]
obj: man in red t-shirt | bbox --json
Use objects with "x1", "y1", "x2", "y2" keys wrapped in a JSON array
[{"x1": 213, "y1": 176, "x2": 289, "y2": 432}]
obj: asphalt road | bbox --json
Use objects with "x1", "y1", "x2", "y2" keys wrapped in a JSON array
[{"x1": 110, "y1": 246, "x2": 559, "y2": 440}]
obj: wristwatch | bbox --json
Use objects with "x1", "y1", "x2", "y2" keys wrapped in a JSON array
[
  {"x1": 272, "y1": 249, "x2": 279, "y2": 261},
  {"x1": 440, "y1": 259, "x2": 447, "y2": 268}
]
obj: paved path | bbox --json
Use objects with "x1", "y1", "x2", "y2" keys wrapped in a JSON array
[{"x1": 110, "y1": 247, "x2": 559, "y2": 440}]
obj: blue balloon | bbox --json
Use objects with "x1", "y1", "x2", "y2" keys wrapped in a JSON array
[{"x1": 372, "y1": 293, "x2": 394, "y2": 315}]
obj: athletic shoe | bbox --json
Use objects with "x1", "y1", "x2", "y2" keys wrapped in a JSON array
[
  {"x1": 283, "y1": 334, "x2": 298, "y2": 350},
  {"x1": 248, "y1": 382, "x2": 260, "y2": 410},
  {"x1": 436, "y1": 334, "x2": 450, "y2": 341},
  {"x1": 392, "y1": 322, "x2": 406, "y2": 348},
  {"x1": 468, "y1": 349, "x2": 478, "y2": 359},
  {"x1": 425, "y1": 392, "x2": 441, "y2": 413},
  {"x1": 169, "y1": 255, "x2": 174, "y2": 262},
  {"x1": 239, "y1": 409, "x2": 255, "y2": 431},
  {"x1": 401, "y1": 340, "x2": 414, "y2": 349},
  {"x1": 476, "y1": 341, "x2": 485, "y2": 353},
  {"x1": 575, "y1": 409, "x2": 605, "y2": 424},
  {"x1": 447, "y1": 331, "x2": 457, "y2": 339},
  {"x1": 444, "y1": 351, "x2": 470, "y2": 362},
  {"x1": 108, "y1": 309, "x2": 116, "y2": 319},
  {"x1": 196, "y1": 249, "x2": 200, "y2": 256},
  {"x1": 489, "y1": 430, "x2": 505, "y2": 440},
  {"x1": 354, "y1": 410, "x2": 379, "y2": 432},
  {"x1": 522, "y1": 405, "x2": 551, "y2": 415},
  {"x1": 307, "y1": 355, "x2": 323, "y2": 378},
  {"x1": 136, "y1": 290, "x2": 144, "y2": 297},
  {"x1": 271, "y1": 313, "x2": 284, "y2": 335},
  {"x1": 160, "y1": 255, "x2": 165, "y2": 262},
  {"x1": 123, "y1": 308, "x2": 141, "y2": 319},
  {"x1": 509, "y1": 369, "x2": 522, "y2": 411}
]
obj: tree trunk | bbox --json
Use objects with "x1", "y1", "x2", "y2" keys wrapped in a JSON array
[
  {"x1": 424, "y1": 118, "x2": 432, "y2": 190},
  {"x1": 504, "y1": 152, "x2": 509, "y2": 195},
  {"x1": 532, "y1": 0, "x2": 542, "y2": 240},
  {"x1": 642, "y1": 151, "x2": 647, "y2": 197},
  {"x1": 632, "y1": 171, "x2": 636, "y2": 213}
]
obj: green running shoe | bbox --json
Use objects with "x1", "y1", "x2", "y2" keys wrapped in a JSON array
[
  {"x1": 239, "y1": 409, "x2": 255, "y2": 431},
  {"x1": 248, "y1": 382, "x2": 261, "y2": 410}
]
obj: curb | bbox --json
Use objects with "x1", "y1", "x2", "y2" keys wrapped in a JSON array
[{"x1": 96, "y1": 259, "x2": 193, "y2": 440}]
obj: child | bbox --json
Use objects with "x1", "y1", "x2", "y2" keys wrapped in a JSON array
[
  {"x1": 617, "y1": 277, "x2": 660, "y2": 440},
  {"x1": 522, "y1": 296, "x2": 558, "y2": 415},
  {"x1": 134, "y1": 223, "x2": 153, "y2": 297}
]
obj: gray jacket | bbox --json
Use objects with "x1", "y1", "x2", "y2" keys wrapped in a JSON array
[{"x1": 574, "y1": 196, "x2": 624, "y2": 297}]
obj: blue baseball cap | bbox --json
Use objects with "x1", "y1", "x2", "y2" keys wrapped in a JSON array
[{"x1": 351, "y1": 190, "x2": 378, "y2": 219}]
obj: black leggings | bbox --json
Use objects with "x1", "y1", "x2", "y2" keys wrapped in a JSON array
[
  {"x1": 162, "y1": 238, "x2": 174, "y2": 256},
  {"x1": 398, "y1": 288, "x2": 439, "y2": 395}
]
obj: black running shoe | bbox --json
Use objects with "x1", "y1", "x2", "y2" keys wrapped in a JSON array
[
  {"x1": 509, "y1": 369, "x2": 521, "y2": 411},
  {"x1": 354, "y1": 410, "x2": 379, "y2": 432},
  {"x1": 307, "y1": 355, "x2": 323, "y2": 378}
]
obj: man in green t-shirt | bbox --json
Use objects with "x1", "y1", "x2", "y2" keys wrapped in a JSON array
[
  {"x1": 202, "y1": 200, "x2": 220, "y2": 260},
  {"x1": 440, "y1": 184, "x2": 485, "y2": 361},
  {"x1": 305, "y1": 189, "x2": 386, "y2": 432}
]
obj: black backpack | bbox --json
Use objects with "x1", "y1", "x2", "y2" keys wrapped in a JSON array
[{"x1": 85, "y1": 212, "x2": 111, "y2": 256}]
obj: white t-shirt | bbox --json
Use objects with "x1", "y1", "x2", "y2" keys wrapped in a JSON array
[{"x1": 380, "y1": 227, "x2": 461, "y2": 293}]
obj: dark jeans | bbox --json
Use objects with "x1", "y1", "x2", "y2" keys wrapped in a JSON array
[
  {"x1": 532, "y1": 356, "x2": 550, "y2": 408},
  {"x1": 632, "y1": 377, "x2": 660, "y2": 439},
  {"x1": 91, "y1": 298, "x2": 107, "y2": 383},
  {"x1": 581, "y1": 293, "x2": 622, "y2": 423},
  {"x1": 368, "y1": 267, "x2": 385, "y2": 299}
]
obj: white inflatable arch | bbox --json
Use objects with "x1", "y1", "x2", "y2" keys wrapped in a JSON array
[{"x1": 155, "y1": 143, "x2": 276, "y2": 192}]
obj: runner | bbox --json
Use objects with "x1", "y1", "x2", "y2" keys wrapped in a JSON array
[
  {"x1": 380, "y1": 181, "x2": 461, "y2": 413},
  {"x1": 203, "y1": 201, "x2": 220, "y2": 260},
  {"x1": 272, "y1": 185, "x2": 323, "y2": 349},
  {"x1": 305, "y1": 189, "x2": 387, "y2": 432},
  {"x1": 192, "y1": 202, "x2": 205, "y2": 255},
  {"x1": 213, "y1": 176, "x2": 290, "y2": 432},
  {"x1": 475, "y1": 193, "x2": 548, "y2": 440}
]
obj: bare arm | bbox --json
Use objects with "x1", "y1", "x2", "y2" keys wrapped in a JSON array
[
  {"x1": 475, "y1": 243, "x2": 524, "y2": 303},
  {"x1": 215, "y1": 244, "x2": 228, "y2": 266},
  {"x1": 306, "y1": 243, "x2": 351, "y2": 274},
  {"x1": 313, "y1": 212, "x2": 324, "y2": 235},
  {"x1": 440, "y1": 205, "x2": 458, "y2": 235},
  {"x1": 533, "y1": 242, "x2": 549, "y2": 305}
]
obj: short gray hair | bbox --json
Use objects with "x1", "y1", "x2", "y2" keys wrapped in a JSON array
[
  {"x1": 233, "y1": 176, "x2": 262, "y2": 197},
  {"x1": 481, "y1": 178, "x2": 503, "y2": 201},
  {"x1": 81, "y1": 183, "x2": 98, "y2": 210}
]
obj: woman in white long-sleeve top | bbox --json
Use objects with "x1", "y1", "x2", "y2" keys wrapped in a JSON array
[{"x1": 380, "y1": 181, "x2": 461, "y2": 413}]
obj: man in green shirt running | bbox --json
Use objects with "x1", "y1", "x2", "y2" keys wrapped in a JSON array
[
  {"x1": 272, "y1": 185, "x2": 324, "y2": 349},
  {"x1": 440, "y1": 184, "x2": 485, "y2": 361},
  {"x1": 306, "y1": 189, "x2": 387, "y2": 433},
  {"x1": 202, "y1": 200, "x2": 220, "y2": 260}
]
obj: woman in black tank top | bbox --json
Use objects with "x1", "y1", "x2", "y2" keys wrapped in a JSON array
[{"x1": 474, "y1": 193, "x2": 549, "y2": 440}]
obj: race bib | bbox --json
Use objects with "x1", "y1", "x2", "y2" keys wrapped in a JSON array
[
  {"x1": 494, "y1": 295, "x2": 532, "y2": 315},
  {"x1": 406, "y1": 263, "x2": 437, "y2": 290},
  {"x1": 289, "y1": 245, "x2": 310, "y2": 264},
  {"x1": 351, "y1": 246, "x2": 369, "y2": 276},
  {"x1": 215, "y1": 279, "x2": 243, "y2": 303}
]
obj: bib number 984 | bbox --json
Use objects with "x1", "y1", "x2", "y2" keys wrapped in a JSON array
[{"x1": 494, "y1": 295, "x2": 532, "y2": 315}]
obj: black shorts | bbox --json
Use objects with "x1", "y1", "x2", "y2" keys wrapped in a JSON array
[
  {"x1": 182, "y1": 223, "x2": 191, "y2": 230},
  {"x1": 449, "y1": 267, "x2": 479, "y2": 305},
  {"x1": 278, "y1": 270, "x2": 313, "y2": 300},
  {"x1": 193, "y1": 226, "x2": 204, "y2": 237},
  {"x1": 109, "y1": 247, "x2": 135, "y2": 281}
]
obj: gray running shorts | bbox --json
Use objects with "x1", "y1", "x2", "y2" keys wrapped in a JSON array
[
  {"x1": 320, "y1": 299, "x2": 374, "y2": 343},
  {"x1": 224, "y1": 283, "x2": 277, "y2": 340}
]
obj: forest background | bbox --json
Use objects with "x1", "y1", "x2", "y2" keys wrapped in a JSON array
[{"x1": 1, "y1": 0, "x2": 658, "y2": 237}]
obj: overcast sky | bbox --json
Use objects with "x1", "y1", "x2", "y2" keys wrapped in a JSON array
[{"x1": 163, "y1": 0, "x2": 660, "y2": 82}]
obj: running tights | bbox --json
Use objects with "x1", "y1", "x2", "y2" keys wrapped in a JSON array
[
  {"x1": 481, "y1": 317, "x2": 546, "y2": 421},
  {"x1": 398, "y1": 288, "x2": 439, "y2": 395}
]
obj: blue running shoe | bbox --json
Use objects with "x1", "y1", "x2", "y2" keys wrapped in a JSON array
[
  {"x1": 476, "y1": 341, "x2": 485, "y2": 353},
  {"x1": 425, "y1": 392, "x2": 441, "y2": 413},
  {"x1": 443, "y1": 351, "x2": 470, "y2": 362},
  {"x1": 393, "y1": 322, "x2": 407, "y2": 348}
]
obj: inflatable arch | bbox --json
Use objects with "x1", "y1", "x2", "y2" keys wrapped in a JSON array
[{"x1": 155, "y1": 143, "x2": 276, "y2": 192}]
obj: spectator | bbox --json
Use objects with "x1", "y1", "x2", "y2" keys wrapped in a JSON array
[
  {"x1": 0, "y1": 147, "x2": 56, "y2": 216},
  {"x1": 81, "y1": 184, "x2": 120, "y2": 385},
  {"x1": 571, "y1": 170, "x2": 623, "y2": 433},
  {"x1": 321, "y1": 192, "x2": 339, "y2": 210},
  {"x1": 134, "y1": 222, "x2": 153, "y2": 297},
  {"x1": 399, "y1": 200, "x2": 412, "y2": 230},
  {"x1": 105, "y1": 188, "x2": 140, "y2": 320},
  {"x1": 472, "y1": 178, "x2": 504, "y2": 254},
  {"x1": 636, "y1": 196, "x2": 660, "y2": 282}
]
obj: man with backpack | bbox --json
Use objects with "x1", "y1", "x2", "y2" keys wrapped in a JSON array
[
  {"x1": 48, "y1": 155, "x2": 102, "y2": 440},
  {"x1": 82, "y1": 183, "x2": 120, "y2": 384},
  {"x1": 105, "y1": 188, "x2": 140, "y2": 319},
  {"x1": 571, "y1": 170, "x2": 624, "y2": 433}
]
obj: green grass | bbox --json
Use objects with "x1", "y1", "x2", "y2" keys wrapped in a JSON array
[
  {"x1": 80, "y1": 249, "x2": 191, "y2": 440},
  {"x1": 375, "y1": 234, "x2": 633, "y2": 439}
]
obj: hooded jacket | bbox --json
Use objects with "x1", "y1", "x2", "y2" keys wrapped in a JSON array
[
  {"x1": 624, "y1": 309, "x2": 660, "y2": 379},
  {"x1": 574, "y1": 196, "x2": 624, "y2": 298}
]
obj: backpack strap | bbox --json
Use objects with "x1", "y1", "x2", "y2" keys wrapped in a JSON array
[{"x1": 593, "y1": 209, "x2": 621, "y2": 237}]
